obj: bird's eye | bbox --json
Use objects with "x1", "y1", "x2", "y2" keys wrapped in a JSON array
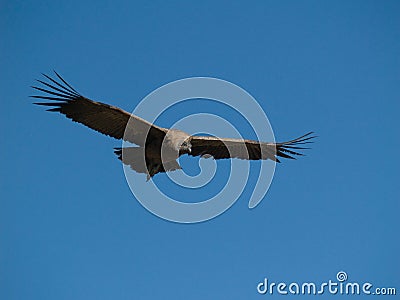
[{"x1": 182, "y1": 142, "x2": 187, "y2": 147}]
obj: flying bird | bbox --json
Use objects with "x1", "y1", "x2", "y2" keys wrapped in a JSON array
[{"x1": 32, "y1": 71, "x2": 315, "y2": 180}]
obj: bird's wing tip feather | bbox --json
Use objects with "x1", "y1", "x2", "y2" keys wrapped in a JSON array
[{"x1": 274, "y1": 131, "x2": 316, "y2": 161}]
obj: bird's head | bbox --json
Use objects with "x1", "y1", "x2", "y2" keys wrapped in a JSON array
[{"x1": 180, "y1": 139, "x2": 192, "y2": 153}]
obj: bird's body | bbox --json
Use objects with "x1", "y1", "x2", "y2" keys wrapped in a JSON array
[
  {"x1": 32, "y1": 72, "x2": 315, "y2": 180},
  {"x1": 115, "y1": 129, "x2": 190, "y2": 180}
]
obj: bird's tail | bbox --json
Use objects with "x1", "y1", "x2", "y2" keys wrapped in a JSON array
[
  {"x1": 114, "y1": 147, "x2": 182, "y2": 178},
  {"x1": 114, "y1": 147, "x2": 148, "y2": 174}
]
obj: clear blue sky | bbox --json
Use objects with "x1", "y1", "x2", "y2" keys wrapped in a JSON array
[{"x1": 1, "y1": 1, "x2": 399, "y2": 299}]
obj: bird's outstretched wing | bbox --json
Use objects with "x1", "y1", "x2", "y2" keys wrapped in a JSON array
[
  {"x1": 189, "y1": 132, "x2": 315, "y2": 162},
  {"x1": 32, "y1": 71, "x2": 167, "y2": 146}
]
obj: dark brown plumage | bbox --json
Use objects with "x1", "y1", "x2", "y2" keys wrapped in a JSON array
[{"x1": 32, "y1": 71, "x2": 315, "y2": 179}]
